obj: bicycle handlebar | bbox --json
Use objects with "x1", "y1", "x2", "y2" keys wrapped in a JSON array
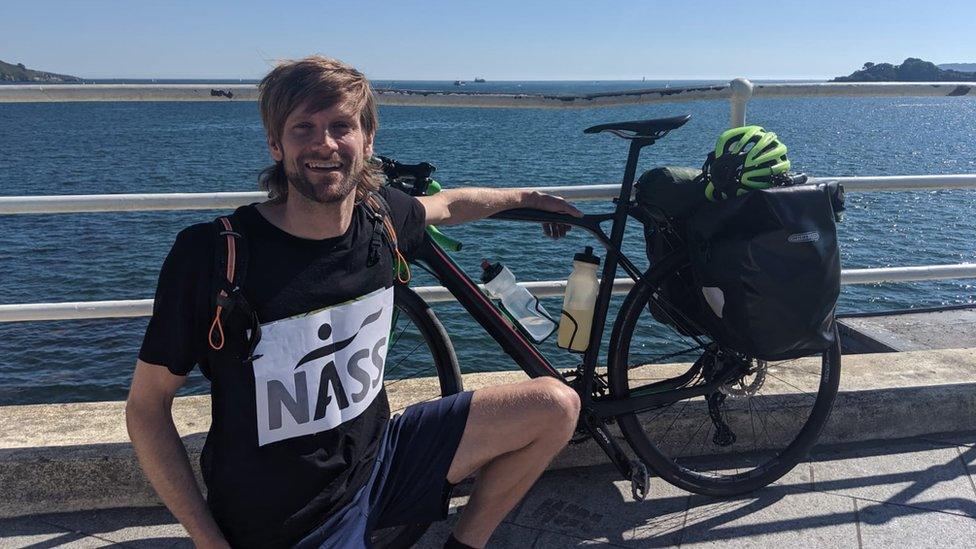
[{"x1": 427, "y1": 219, "x2": 462, "y2": 251}]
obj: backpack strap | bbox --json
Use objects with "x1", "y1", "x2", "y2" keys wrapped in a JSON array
[
  {"x1": 206, "y1": 195, "x2": 405, "y2": 362},
  {"x1": 208, "y1": 214, "x2": 262, "y2": 362},
  {"x1": 361, "y1": 191, "x2": 411, "y2": 284}
]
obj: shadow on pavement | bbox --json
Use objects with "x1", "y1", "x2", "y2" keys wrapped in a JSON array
[{"x1": 3, "y1": 432, "x2": 974, "y2": 548}]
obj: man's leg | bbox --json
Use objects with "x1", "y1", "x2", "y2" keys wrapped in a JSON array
[{"x1": 445, "y1": 376, "x2": 581, "y2": 548}]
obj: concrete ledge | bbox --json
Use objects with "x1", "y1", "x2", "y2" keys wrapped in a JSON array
[
  {"x1": 1, "y1": 348, "x2": 975, "y2": 518},
  {"x1": 838, "y1": 306, "x2": 976, "y2": 352}
]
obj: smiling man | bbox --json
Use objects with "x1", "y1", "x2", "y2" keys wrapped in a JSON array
[{"x1": 125, "y1": 56, "x2": 583, "y2": 549}]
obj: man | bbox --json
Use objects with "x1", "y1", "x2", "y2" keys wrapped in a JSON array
[{"x1": 126, "y1": 55, "x2": 583, "y2": 548}]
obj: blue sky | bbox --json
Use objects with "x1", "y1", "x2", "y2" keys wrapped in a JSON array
[{"x1": 3, "y1": 0, "x2": 974, "y2": 80}]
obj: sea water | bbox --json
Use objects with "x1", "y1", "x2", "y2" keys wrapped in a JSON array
[{"x1": 0, "y1": 81, "x2": 974, "y2": 404}]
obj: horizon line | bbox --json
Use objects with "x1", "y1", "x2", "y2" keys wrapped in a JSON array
[{"x1": 57, "y1": 76, "x2": 833, "y2": 82}]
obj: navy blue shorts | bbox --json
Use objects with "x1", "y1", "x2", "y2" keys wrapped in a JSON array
[{"x1": 295, "y1": 390, "x2": 473, "y2": 549}]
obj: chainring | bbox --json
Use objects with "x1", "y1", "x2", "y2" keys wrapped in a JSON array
[{"x1": 720, "y1": 359, "x2": 767, "y2": 398}]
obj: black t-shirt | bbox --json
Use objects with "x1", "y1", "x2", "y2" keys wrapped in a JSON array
[{"x1": 139, "y1": 186, "x2": 427, "y2": 548}]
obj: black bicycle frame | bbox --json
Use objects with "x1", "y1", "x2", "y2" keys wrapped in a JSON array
[{"x1": 411, "y1": 137, "x2": 717, "y2": 420}]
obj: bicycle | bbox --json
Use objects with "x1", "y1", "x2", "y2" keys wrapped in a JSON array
[{"x1": 372, "y1": 114, "x2": 842, "y2": 548}]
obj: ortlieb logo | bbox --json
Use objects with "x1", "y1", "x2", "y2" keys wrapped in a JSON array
[{"x1": 788, "y1": 231, "x2": 820, "y2": 243}]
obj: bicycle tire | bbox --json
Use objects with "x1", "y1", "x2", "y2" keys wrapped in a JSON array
[
  {"x1": 371, "y1": 284, "x2": 462, "y2": 549},
  {"x1": 607, "y1": 256, "x2": 841, "y2": 497}
]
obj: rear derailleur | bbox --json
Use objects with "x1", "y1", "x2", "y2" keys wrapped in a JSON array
[
  {"x1": 702, "y1": 352, "x2": 760, "y2": 447},
  {"x1": 707, "y1": 392, "x2": 736, "y2": 447}
]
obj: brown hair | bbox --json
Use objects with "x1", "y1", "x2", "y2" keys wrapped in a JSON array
[{"x1": 257, "y1": 55, "x2": 383, "y2": 202}]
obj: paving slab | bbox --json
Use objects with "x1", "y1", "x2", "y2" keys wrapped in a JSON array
[
  {"x1": 509, "y1": 465, "x2": 690, "y2": 548},
  {"x1": 2, "y1": 536, "x2": 113, "y2": 548},
  {"x1": 417, "y1": 464, "x2": 694, "y2": 548},
  {"x1": 809, "y1": 439, "x2": 976, "y2": 518},
  {"x1": 0, "y1": 507, "x2": 190, "y2": 549},
  {"x1": 920, "y1": 429, "x2": 976, "y2": 448},
  {"x1": 38, "y1": 507, "x2": 191, "y2": 548},
  {"x1": 532, "y1": 530, "x2": 650, "y2": 548},
  {"x1": 681, "y1": 491, "x2": 858, "y2": 548},
  {"x1": 855, "y1": 499, "x2": 976, "y2": 549},
  {"x1": 416, "y1": 516, "x2": 544, "y2": 549},
  {"x1": 0, "y1": 516, "x2": 90, "y2": 548},
  {"x1": 956, "y1": 444, "x2": 976, "y2": 495}
]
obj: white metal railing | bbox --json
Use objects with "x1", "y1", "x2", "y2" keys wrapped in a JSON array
[
  {"x1": 2, "y1": 175, "x2": 975, "y2": 322},
  {"x1": 841, "y1": 265, "x2": 976, "y2": 285},
  {"x1": 3, "y1": 264, "x2": 976, "y2": 323},
  {"x1": 0, "y1": 185, "x2": 619, "y2": 214},
  {"x1": 1, "y1": 81, "x2": 974, "y2": 108},
  {"x1": 2, "y1": 176, "x2": 976, "y2": 215}
]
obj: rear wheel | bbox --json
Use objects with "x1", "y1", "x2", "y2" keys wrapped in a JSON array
[
  {"x1": 371, "y1": 284, "x2": 462, "y2": 549},
  {"x1": 607, "y1": 258, "x2": 841, "y2": 496}
]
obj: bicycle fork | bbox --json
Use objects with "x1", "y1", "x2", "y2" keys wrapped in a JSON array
[{"x1": 581, "y1": 412, "x2": 649, "y2": 502}]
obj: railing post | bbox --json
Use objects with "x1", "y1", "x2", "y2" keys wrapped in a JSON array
[{"x1": 729, "y1": 78, "x2": 754, "y2": 128}]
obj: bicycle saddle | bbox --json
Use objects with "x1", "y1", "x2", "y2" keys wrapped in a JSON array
[{"x1": 584, "y1": 114, "x2": 691, "y2": 138}]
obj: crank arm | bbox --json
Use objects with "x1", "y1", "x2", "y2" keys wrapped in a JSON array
[{"x1": 582, "y1": 412, "x2": 650, "y2": 502}]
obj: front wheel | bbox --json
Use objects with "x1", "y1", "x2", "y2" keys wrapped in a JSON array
[
  {"x1": 607, "y1": 261, "x2": 841, "y2": 497},
  {"x1": 371, "y1": 284, "x2": 462, "y2": 549}
]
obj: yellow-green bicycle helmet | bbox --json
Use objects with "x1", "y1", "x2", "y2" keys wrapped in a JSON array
[{"x1": 703, "y1": 126, "x2": 791, "y2": 201}]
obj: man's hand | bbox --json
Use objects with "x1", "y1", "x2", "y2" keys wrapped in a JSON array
[{"x1": 521, "y1": 190, "x2": 583, "y2": 239}]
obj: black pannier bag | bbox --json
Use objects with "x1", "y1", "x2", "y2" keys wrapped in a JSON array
[
  {"x1": 635, "y1": 167, "x2": 710, "y2": 336},
  {"x1": 685, "y1": 182, "x2": 844, "y2": 360}
]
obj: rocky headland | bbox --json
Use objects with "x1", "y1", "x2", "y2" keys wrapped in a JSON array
[
  {"x1": 0, "y1": 60, "x2": 82, "y2": 83},
  {"x1": 833, "y1": 58, "x2": 976, "y2": 82}
]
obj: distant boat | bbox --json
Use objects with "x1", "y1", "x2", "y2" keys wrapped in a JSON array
[
  {"x1": 474, "y1": 77, "x2": 486, "y2": 83},
  {"x1": 454, "y1": 80, "x2": 466, "y2": 86}
]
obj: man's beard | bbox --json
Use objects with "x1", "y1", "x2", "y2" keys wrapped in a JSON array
[{"x1": 284, "y1": 156, "x2": 364, "y2": 204}]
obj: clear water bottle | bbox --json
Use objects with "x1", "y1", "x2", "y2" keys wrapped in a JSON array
[
  {"x1": 481, "y1": 260, "x2": 557, "y2": 343},
  {"x1": 557, "y1": 246, "x2": 601, "y2": 352}
]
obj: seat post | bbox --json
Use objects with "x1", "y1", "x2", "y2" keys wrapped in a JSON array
[
  {"x1": 616, "y1": 138, "x2": 654, "y2": 206},
  {"x1": 576, "y1": 113, "x2": 691, "y2": 397},
  {"x1": 579, "y1": 137, "x2": 654, "y2": 397}
]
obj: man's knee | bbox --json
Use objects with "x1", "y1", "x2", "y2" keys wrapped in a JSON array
[{"x1": 529, "y1": 377, "x2": 580, "y2": 436}]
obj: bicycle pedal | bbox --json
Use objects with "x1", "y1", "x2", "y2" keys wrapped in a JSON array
[{"x1": 630, "y1": 459, "x2": 649, "y2": 502}]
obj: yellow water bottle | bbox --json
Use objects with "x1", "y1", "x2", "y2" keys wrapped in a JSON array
[{"x1": 557, "y1": 247, "x2": 601, "y2": 352}]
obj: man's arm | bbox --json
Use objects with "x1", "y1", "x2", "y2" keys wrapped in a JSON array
[
  {"x1": 417, "y1": 188, "x2": 582, "y2": 234},
  {"x1": 126, "y1": 360, "x2": 229, "y2": 549}
]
